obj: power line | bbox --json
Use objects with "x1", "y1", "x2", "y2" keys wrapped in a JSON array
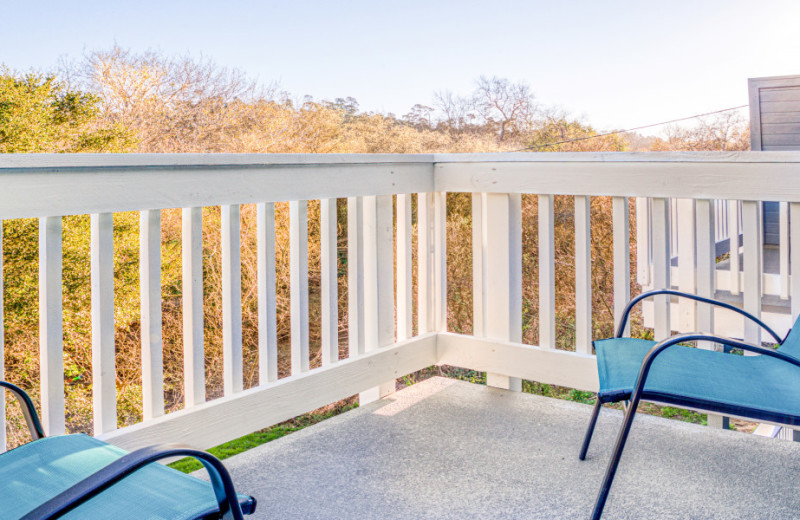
[{"x1": 510, "y1": 104, "x2": 749, "y2": 152}]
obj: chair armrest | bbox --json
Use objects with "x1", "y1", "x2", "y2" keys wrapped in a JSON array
[
  {"x1": 634, "y1": 333, "x2": 800, "y2": 399},
  {"x1": 615, "y1": 290, "x2": 782, "y2": 344},
  {"x1": 20, "y1": 443, "x2": 247, "y2": 520},
  {"x1": 0, "y1": 381, "x2": 45, "y2": 441}
]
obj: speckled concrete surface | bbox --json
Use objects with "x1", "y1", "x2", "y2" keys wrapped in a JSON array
[{"x1": 211, "y1": 377, "x2": 800, "y2": 519}]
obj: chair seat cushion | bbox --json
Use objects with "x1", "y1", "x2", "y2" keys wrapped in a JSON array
[
  {"x1": 594, "y1": 337, "x2": 800, "y2": 424},
  {"x1": 0, "y1": 434, "x2": 253, "y2": 519}
]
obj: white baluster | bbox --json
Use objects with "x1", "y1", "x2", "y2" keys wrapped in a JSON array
[
  {"x1": 728, "y1": 200, "x2": 741, "y2": 295},
  {"x1": 39, "y1": 216, "x2": 65, "y2": 435},
  {"x1": 575, "y1": 196, "x2": 592, "y2": 354},
  {"x1": 417, "y1": 193, "x2": 435, "y2": 334},
  {"x1": 290, "y1": 201, "x2": 309, "y2": 374},
  {"x1": 677, "y1": 199, "x2": 697, "y2": 332},
  {"x1": 652, "y1": 198, "x2": 672, "y2": 339},
  {"x1": 321, "y1": 198, "x2": 339, "y2": 365},
  {"x1": 742, "y1": 201, "x2": 762, "y2": 347},
  {"x1": 222, "y1": 205, "x2": 243, "y2": 394},
  {"x1": 182, "y1": 207, "x2": 205, "y2": 406},
  {"x1": 140, "y1": 210, "x2": 163, "y2": 420},
  {"x1": 257, "y1": 203, "x2": 278, "y2": 383},
  {"x1": 397, "y1": 194, "x2": 413, "y2": 341},
  {"x1": 613, "y1": 197, "x2": 631, "y2": 338},
  {"x1": 348, "y1": 197, "x2": 365, "y2": 357}
]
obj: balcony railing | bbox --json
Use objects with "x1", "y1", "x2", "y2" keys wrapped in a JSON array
[{"x1": 1, "y1": 151, "x2": 799, "y2": 453}]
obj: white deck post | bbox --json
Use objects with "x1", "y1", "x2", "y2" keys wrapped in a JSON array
[
  {"x1": 222, "y1": 204, "x2": 244, "y2": 394},
  {"x1": 360, "y1": 195, "x2": 396, "y2": 404},
  {"x1": 290, "y1": 201, "x2": 310, "y2": 375},
  {"x1": 39, "y1": 216, "x2": 65, "y2": 435},
  {"x1": 484, "y1": 193, "x2": 522, "y2": 391},
  {"x1": 257, "y1": 202, "x2": 278, "y2": 383},
  {"x1": 418, "y1": 193, "x2": 436, "y2": 334},
  {"x1": 651, "y1": 198, "x2": 672, "y2": 339},
  {"x1": 612, "y1": 197, "x2": 631, "y2": 337},
  {"x1": 321, "y1": 198, "x2": 339, "y2": 365},
  {"x1": 397, "y1": 194, "x2": 413, "y2": 341},
  {"x1": 472, "y1": 193, "x2": 487, "y2": 338},
  {"x1": 140, "y1": 210, "x2": 163, "y2": 420},
  {"x1": 780, "y1": 202, "x2": 790, "y2": 300},
  {"x1": 575, "y1": 196, "x2": 592, "y2": 354},
  {"x1": 791, "y1": 203, "x2": 800, "y2": 322},
  {"x1": 695, "y1": 200, "x2": 716, "y2": 336},
  {"x1": 696, "y1": 199, "x2": 729, "y2": 429},
  {"x1": 347, "y1": 197, "x2": 365, "y2": 357},
  {"x1": 434, "y1": 192, "x2": 448, "y2": 332},
  {"x1": 676, "y1": 199, "x2": 697, "y2": 332},
  {"x1": 728, "y1": 200, "x2": 741, "y2": 295},
  {"x1": 539, "y1": 195, "x2": 556, "y2": 348},
  {"x1": 742, "y1": 201, "x2": 762, "y2": 347},
  {"x1": 182, "y1": 207, "x2": 205, "y2": 406},
  {"x1": 91, "y1": 213, "x2": 117, "y2": 434},
  {"x1": 635, "y1": 198, "x2": 651, "y2": 286}
]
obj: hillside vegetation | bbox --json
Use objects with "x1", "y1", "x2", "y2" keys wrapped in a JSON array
[{"x1": 1, "y1": 48, "x2": 749, "y2": 445}]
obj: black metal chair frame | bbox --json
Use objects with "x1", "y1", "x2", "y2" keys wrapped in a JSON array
[
  {"x1": 579, "y1": 289, "x2": 798, "y2": 520},
  {"x1": 0, "y1": 381, "x2": 253, "y2": 520}
]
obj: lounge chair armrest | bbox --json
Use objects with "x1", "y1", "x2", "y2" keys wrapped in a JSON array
[
  {"x1": 615, "y1": 290, "x2": 782, "y2": 343},
  {"x1": 20, "y1": 444, "x2": 246, "y2": 520},
  {"x1": 0, "y1": 381, "x2": 45, "y2": 441}
]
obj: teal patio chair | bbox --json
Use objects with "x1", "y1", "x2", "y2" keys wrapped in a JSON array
[
  {"x1": 0, "y1": 381, "x2": 256, "y2": 520},
  {"x1": 580, "y1": 289, "x2": 800, "y2": 520}
]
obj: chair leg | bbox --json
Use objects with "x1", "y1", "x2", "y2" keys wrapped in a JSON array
[
  {"x1": 579, "y1": 399, "x2": 603, "y2": 460},
  {"x1": 590, "y1": 398, "x2": 639, "y2": 520}
]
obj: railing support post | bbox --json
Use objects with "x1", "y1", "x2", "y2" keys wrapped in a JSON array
[
  {"x1": 479, "y1": 193, "x2": 522, "y2": 392},
  {"x1": 696, "y1": 199, "x2": 729, "y2": 429},
  {"x1": 360, "y1": 195, "x2": 396, "y2": 404}
]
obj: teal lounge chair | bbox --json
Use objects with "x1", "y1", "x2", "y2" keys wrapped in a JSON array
[
  {"x1": 0, "y1": 381, "x2": 256, "y2": 519},
  {"x1": 580, "y1": 289, "x2": 800, "y2": 519}
]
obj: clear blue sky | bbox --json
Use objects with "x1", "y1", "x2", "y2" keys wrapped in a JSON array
[{"x1": 3, "y1": 0, "x2": 799, "y2": 132}]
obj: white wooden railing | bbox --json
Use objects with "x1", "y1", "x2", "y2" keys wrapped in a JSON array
[
  {"x1": 639, "y1": 197, "x2": 794, "y2": 337},
  {"x1": 2, "y1": 152, "x2": 800, "y2": 453}
]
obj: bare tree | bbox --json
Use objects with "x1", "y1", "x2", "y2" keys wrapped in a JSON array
[
  {"x1": 472, "y1": 75, "x2": 538, "y2": 142},
  {"x1": 60, "y1": 45, "x2": 283, "y2": 152},
  {"x1": 402, "y1": 104, "x2": 435, "y2": 129},
  {"x1": 654, "y1": 111, "x2": 749, "y2": 151},
  {"x1": 433, "y1": 90, "x2": 476, "y2": 134}
]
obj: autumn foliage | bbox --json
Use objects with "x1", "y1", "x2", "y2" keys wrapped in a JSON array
[{"x1": 0, "y1": 48, "x2": 749, "y2": 445}]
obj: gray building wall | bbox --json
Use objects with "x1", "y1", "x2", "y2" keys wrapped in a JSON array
[{"x1": 749, "y1": 75, "x2": 800, "y2": 244}]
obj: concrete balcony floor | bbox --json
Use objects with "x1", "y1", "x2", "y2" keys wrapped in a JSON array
[{"x1": 214, "y1": 377, "x2": 800, "y2": 519}]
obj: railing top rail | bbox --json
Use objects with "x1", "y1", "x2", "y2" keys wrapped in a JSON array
[
  {"x1": 3, "y1": 151, "x2": 800, "y2": 219},
  {"x1": 0, "y1": 153, "x2": 436, "y2": 171},
  {"x1": 432, "y1": 151, "x2": 800, "y2": 164},
  {"x1": 434, "y1": 152, "x2": 800, "y2": 202},
  {"x1": 0, "y1": 155, "x2": 435, "y2": 219},
  {"x1": 4, "y1": 151, "x2": 800, "y2": 171}
]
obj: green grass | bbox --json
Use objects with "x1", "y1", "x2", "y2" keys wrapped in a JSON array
[
  {"x1": 169, "y1": 401, "x2": 357, "y2": 473},
  {"x1": 403, "y1": 365, "x2": 714, "y2": 427}
]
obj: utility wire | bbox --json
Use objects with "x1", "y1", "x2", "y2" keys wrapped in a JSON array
[{"x1": 510, "y1": 104, "x2": 749, "y2": 152}]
